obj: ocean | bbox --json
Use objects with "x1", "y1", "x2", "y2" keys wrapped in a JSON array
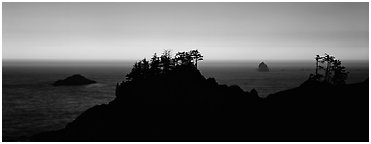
[{"x1": 2, "y1": 60, "x2": 369, "y2": 139}]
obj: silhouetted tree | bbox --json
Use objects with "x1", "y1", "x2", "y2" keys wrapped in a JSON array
[
  {"x1": 313, "y1": 55, "x2": 324, "y2": 81},
  {"x1": 331, "y1": 59, "x2": 348, "y2": 85},
  {"x1": 141, "y1": 58, "x2": 150, "y2": 77},
  {"x1": 126, "y1": 61, "x2": 141, "y2": 81},
  {"x1": 126, "y1": 58, "x2": 150, "y2": 81},
  {"x1": 315, "y1": 55, "x2": 320, "y2": 76},
  {"x1": 174, "y1": 50, "x2": 203, "y2": 67},
  {"x1": 190, "y1": 49, "x2": 203, "y2": 68},
  {"x1": 160, "y1": 50, "x2": 174, "y2": 73},
  {"x1": 310, "y1": 53, "x2": 348, "y2": 85},
  {"x1": 150, "y1": 53, "x2": 161, "y2": 75},
  {"x1": 175, "y1": 51, "x2": 192, "y2": 66},
  {"x1": 125, "y1": 50, "x2": 204, "y2": 81},
  {"x1": 320, "y1": 54, "x2": 335, "y2": 82}
]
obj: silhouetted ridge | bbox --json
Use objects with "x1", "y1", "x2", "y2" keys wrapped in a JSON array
[
  {"x1": 53, "y1": 74, "x2": 96, "y2": 86},
  {"x1": 262, "y1": 78, "x2": 368, "y2": 141},
  {"x1": 26, "y1": 51, "x2": 368, "y2": 142}
]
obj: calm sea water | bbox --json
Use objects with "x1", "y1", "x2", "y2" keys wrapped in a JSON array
[{"x1": 2, "y1": 60, "x2": 369, "y2": 139}]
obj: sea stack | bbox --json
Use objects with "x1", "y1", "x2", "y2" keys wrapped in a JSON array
[
  {"x1": 53, "y1": 74, "x2": 96, "y2": 86},
  {"x1": 258, "y1": 62, "x2": 269, "y2": 72}
]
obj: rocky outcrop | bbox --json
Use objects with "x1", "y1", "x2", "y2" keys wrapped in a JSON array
[
  {"x1": 53, "y1": 74, "x2": 96, "y2": 86},
  {"x1": 27, "y1": 67, "x2": 368, "y2": 142},
  {"x1": 258, "y1": 62, "x2": 269, "y2": 72},
  {"x1": 250, "y1": 88, "x2": 258, "y2": 97}
]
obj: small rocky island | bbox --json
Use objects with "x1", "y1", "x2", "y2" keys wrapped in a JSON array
[
  {"x1": 53, "y1": 74, "x2": 96, "y2": 86},
  {"x1": 258, "y1": 62, "x2": 269, "y2": 72}
]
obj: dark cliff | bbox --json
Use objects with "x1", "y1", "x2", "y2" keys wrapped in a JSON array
[{"x1": 28, "y1": 66, "x2": 368, "y2": 142}]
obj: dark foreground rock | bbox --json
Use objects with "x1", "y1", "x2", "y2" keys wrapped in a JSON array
[
  {"x1": 53, "y1": 74, "x2": 96, "y2": 86},
  {"x1": 25, "y1": 66, "x2": 368, "y2": 142}
]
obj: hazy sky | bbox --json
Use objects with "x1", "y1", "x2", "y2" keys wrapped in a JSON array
[{"x1": 3, "y1": 2, "x2": 369, "y2": 61}]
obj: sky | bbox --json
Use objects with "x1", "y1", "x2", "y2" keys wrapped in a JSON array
[{"x1": 2, "y1": 2, "x2": 369, "y2": 61}]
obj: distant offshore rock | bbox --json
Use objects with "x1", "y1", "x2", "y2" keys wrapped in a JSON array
[
  {"x1": 53, "y1": 74, "x2": 96, "y2": 86},
  {"x1": 258, "y1": 62, "x2": 269, "y2": 72}
]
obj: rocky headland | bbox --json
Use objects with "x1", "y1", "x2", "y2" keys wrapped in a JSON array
[{"x1": 15, "y1": 51, "x2": 368, "y2": 142}]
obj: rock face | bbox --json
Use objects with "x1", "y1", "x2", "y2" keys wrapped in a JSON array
[
  {"x1": 258, "y1": 62, "x2": 269, "y2": 72},
  {"x1": 53, "y1": 74, "x2": 96, "y2": 86},
  {"x1": 27, "y1": 66, "x2": 368, "y2": 142}
]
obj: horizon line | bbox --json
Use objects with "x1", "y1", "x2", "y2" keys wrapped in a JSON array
[{"x1": 2, "y1": 58, "x2": 369, "y2": 62}]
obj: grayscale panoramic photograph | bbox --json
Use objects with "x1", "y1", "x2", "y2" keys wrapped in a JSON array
[{"x1": 2, "y1": 2, "x2": 369, "y2": 142}]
